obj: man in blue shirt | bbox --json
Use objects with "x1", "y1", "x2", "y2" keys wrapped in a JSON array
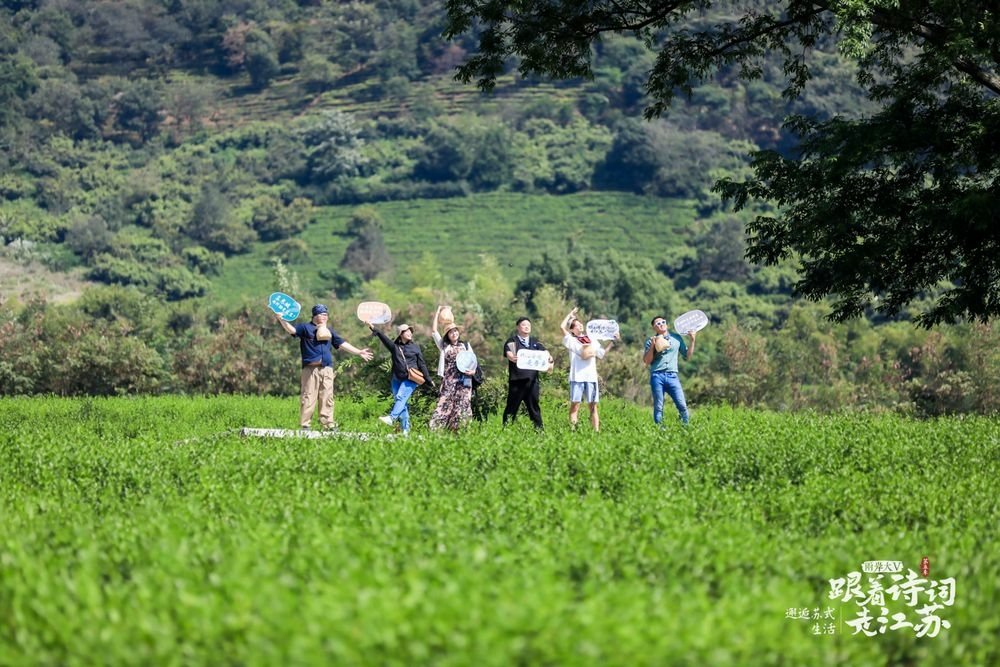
[
  {"x1": 643, "y1": 315, "x2": 697, "y2": 425},
  {"x1": 275, "y1": 304, "x2": 373, "y2": 430}
]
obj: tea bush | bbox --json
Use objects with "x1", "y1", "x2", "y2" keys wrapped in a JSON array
[{"x1": 1, "y1": 397, "x2": 997, "y2": 665}]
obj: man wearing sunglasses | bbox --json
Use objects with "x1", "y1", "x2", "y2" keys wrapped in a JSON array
[{"x1": 642, "y1": 316, "x2": 697, "y2": 425}]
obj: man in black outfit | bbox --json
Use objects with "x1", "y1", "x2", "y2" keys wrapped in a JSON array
[{"x1": 502, "y1": 317, "x2": 553, "y2": 429}]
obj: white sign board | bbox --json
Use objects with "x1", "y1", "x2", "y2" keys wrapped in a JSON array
[
  {"x1": 674, "y1": 309, "x2": 709, "y2": 334},
  {"x1": 516, "y1": 349, "x2": 551, "y2": 372},
  {"x1": 456, "y1": 349, "x2": 478, "y2": 373},
  {"x1": 586, "y1": 319, "x2": 619, "y2": 341},
  {"x1": 356, "y1": 301, "x2": 392, "y2": 325}
]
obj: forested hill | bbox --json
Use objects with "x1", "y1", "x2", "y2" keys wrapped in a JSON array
[
  {"x1": 0, "y1": 0, "x2": 868, "y2": 301},
  {"x1": 1, "y1": 1, "x2": 996, "y2": 413}
]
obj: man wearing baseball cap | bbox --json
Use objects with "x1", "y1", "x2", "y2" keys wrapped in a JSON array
[{"x1": 275, "y1": 304, "x2": 373, "y2": 430}]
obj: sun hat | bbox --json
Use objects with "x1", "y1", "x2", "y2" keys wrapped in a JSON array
[
  {"x1": 653, "y1": 335, "x2": 671, "y2": 353},
  {"x1": 396, "y1": 323, "x2": 412, "y2": 335}
]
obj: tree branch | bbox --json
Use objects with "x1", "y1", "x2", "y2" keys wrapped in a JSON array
[
  {"x1": 703, "y1": 13, "x2": 821, "y2": 60},
  {"x1": 952, "y1": 56, "x2": 1000, "y2": 94},
  {"x1": 871, "y1": 9, "x2": 1000, "y2": 95}
]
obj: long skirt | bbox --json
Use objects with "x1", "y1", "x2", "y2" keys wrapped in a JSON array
[{"x1": 430, "y1": 356, "x2": 473, "y2": 431}]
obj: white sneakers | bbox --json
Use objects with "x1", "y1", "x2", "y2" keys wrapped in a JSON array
[{"x1": 379, "y1": 415, "x2": 410, "y2": 436}]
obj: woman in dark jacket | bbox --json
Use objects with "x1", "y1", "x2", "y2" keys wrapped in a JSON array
[{"x1": 369, "y1": 322, "x2": 433, "y2": 435}]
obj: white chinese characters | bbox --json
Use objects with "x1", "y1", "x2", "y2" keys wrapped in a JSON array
[{"x1": 829, "y1": 568, "x2": 955, "y2": 638}]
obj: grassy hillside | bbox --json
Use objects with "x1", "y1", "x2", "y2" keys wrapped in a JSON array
[
  {"x1": 2, "y1": 0, "x2": 880, "y2": 316},
  {"x1": 211, "y1": 192, "x2": 697, "y2": 302},
  {"x1": 0, "y1": 2, "x2": 816, "y2": 314}
]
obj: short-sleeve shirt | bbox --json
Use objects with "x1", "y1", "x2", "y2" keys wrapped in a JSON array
[
  {"x1": 563, "y1": 334, "x2": 605, "y2": 383},
  {"x1": 644, "y1": 333, "x2": 687, "y2": 373},
  {"x1": 293, "y1": 322, "x2": 345, "y2": 367}
]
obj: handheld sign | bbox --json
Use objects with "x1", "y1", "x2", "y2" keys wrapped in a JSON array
[
  {"x1": 516, "y1": 349, "x2": 551, "y2": 372},
  {"x1": 356, "y1": 301, "x2": 392, "y2": 325},
  {"x1": 456, "y1": 349, "x2": 478, "y2": 374},
  {"x1": 674, "y1": 309, "x2": 709, "y2": 334},
  {"x1": 268, "y1": 292, "x2": 301, "y2": 322},
  {"x1": 586, "y1": 319, "x2": 619, "y2": 341}
]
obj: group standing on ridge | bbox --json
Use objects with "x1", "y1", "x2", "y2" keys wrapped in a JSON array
[{"x1": 274, "y1": 302, "x2": 698, "y2": 433}]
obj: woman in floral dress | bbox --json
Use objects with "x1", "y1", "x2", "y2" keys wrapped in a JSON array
[{"x1": 429, "y1": 323, "x2": 474, "y2": 431}]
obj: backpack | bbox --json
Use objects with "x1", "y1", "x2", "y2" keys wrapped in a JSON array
[{"x1": 465, "y1": 342, "x2": 485, "y2": 390}]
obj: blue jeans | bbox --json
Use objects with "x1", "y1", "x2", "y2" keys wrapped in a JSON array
[
  {"x1": 390, "y1": 377, "x2": 417, "y2": 432},
  {"x1": 650, "y1": 371, "x2": 688, "y2": 425}
]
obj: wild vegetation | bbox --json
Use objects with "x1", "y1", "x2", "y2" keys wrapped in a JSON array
[
  {"x1": 3, "y1": 273, "x2": 998, "y2": 417},
  {"x1": 0, "y1": 1, "x2": 997, "y2": 414},
  {"x1": 444, "y1": 0, "x2": 1000, "y2": 324},
  {"x1": 2, "y1": 0, "x2": 861, "y2": 301}
]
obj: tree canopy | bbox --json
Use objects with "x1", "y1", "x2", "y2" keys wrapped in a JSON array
[{"x1": 443, "y1": 0, "x2": 1000, "y2": 325}]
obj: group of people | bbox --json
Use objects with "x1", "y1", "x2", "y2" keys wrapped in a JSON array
[
  {"x1": 273, "y1": 304, "x2": 696, "y2": 435},
  {"x1": 366, "y1": 306, "x2": 478, "y2": 435}
]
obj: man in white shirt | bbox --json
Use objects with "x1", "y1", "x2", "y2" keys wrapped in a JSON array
[{"x1": 560, "y1": 307, "x2": 616, "y2": 432}]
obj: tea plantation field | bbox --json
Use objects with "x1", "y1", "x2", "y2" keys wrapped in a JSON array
[
  {"x1": 210, "y1": 192, "x2": 697, "y2": 301},
  {"x1": 1, "y1": 396, "x2": 997, "y2": 665}
]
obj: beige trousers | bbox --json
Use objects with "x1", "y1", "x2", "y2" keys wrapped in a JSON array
[{"x1": 300, "y1": 365, "x2": 335, "y2": 428}]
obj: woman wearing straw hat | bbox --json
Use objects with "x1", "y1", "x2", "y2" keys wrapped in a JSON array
[
  {"x1": 429, "y1": 315, "x2": 475, "y2": 431},
  {"x1": 369, "y1": 321, "x2": 433, "y2": 436},
  {"x1": 643, "y1": 315, "x2": 696, "y2": 425}
]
